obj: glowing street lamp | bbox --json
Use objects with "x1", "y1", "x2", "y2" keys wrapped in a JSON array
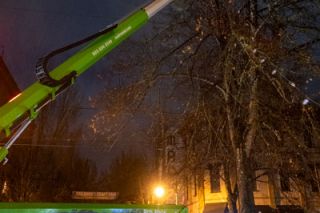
[{"x1": 154, "y1": 185, "x2": 165, "y2": 199}]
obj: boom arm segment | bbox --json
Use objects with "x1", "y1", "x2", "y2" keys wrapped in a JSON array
[{"x1": 0, "y1": 0, "x2": 174, "y2": 163}]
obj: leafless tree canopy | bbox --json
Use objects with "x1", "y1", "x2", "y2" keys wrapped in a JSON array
[{"x1": 91, "y1": 0, "x2": 320, "y2": 212}]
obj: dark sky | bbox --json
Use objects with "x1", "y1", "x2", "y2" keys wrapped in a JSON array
[
  {"x1": 0, "y1": 0, "x2": 147, "y2": 89},
  {"x1": 1, "y1": 1, "x2": 319, "y2": 171},
  {"x1": 0, "y1": 0, "x2": 157, "y2": 170}
]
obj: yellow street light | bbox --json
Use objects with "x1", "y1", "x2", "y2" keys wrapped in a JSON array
[{"x1": 154, "y1": 185, "x2": 165, "y2": 199}]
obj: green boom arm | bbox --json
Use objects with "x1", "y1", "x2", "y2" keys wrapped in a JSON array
[{"x1": 0, "y1": 0, "x2": 174, "y2": 163}]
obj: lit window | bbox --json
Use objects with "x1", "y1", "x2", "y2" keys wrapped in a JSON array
[
  {"x1": 280, "y1": 170, "x2": 290, "y2": 192},
  {"x1": 208, "y1": 164, "x2": 221, "y2": 193},
  {"x1": 310, "y1": 164, "x2": 320, "y2": 193},
  {"x1": 193, "y1": 174, "x2": 197, "y2": 196}
]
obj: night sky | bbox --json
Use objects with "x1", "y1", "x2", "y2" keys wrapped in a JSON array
[
  {"x1": 0, "y1": 0, "x2": 146, "y2": 88},
  {"x1": 0, "y1": 0, "x2": 156, "y2": 170},
  {"x1": 1, "y1": 1, "x2": 319, "y2": 170}
]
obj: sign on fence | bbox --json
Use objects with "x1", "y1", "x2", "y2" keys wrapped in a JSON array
[{"x1": 72, "y1": 191, "x2": 119, "y2": 200}]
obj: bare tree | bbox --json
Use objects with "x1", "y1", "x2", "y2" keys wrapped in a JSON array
[
  {"x1": 99, "y1": 150, "x2": 152, "y2": 204},
  {"x1": 0, "y1": 89, "x2": 97, "y2": 202},
  {"x1": 90, "y1": 0, "x2": 320, "y2": 212}
]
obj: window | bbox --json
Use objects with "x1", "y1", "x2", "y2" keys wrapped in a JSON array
[
  {"x1": 208, "y1": 164, "x2": 221, "y2": 193},
  {"x1": 193, "y1": 174, "x2": 197, "y2": 196},
  {"x1": 252, "y1": 171, "x2": 258, "y2": 192},
  {"x1": 166, "y1": 149, "x2": 175, "y2": 163},
  {"x1": 303, "y1": 122, "x2": 313, "y2": 148},
  {"x1": 311, "y1": 178, "x2": 319, "y2": 192},
  {"x1": 167, "y1": 135, "x2": 175, "y2": 146},
  {"x1": 186, "y1": 177, "x2": 189, "y2": 200},
  {"x1": 280, "y1": 170, "x2": 290, "y2": 192},
  {"x1": 310, "y1": 164, "x2": 320, "y2": 193}
]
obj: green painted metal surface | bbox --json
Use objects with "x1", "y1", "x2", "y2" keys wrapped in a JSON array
[
  {"x1": 0, "y1": 9, "x2": 149, "y2": 137},
  {"x1": 0, "y1": 203, "x2": 188, "y2": 213}
]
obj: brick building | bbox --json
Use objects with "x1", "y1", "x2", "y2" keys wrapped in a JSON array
[{"x1": 0, "y1": 56, "x2": 20, "y2": 106}]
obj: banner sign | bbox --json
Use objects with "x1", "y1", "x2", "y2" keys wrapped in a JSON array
[{"x1": 72, "y1": 191, "x2": 119, "y2": 200}]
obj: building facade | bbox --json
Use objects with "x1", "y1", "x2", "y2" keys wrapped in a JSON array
[
  {"x1": 186, "y1": 157, "x2": 320, "y2": 213},
  {"x1": 162, "y1": 135, "x2": 320, "y2": 213}
]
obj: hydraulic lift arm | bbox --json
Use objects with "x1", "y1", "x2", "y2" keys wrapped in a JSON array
[{"x1": 0, "y1": 0, "x2": 174, "y2": 163}]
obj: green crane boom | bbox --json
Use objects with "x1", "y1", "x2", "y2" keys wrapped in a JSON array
[{"x1": 0, "y1": 0, "x2": 174, "y2": 163}]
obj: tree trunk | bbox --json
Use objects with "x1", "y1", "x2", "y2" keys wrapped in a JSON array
[
  {"x1": 224, "y1": 163, "x2": 238, "y2": 213},
  {"x1": 228, "y1": 195, "x2": 238, "y2": 213},
  {"x1": 237, "y1": 147, "x2": 255, "y2": 213},
  {"x1": 224, "y1": 68, "x2": 258, "y2": 212},
  {"x1": 237, "y1": 70, "x2": 258, "y2": 213}
]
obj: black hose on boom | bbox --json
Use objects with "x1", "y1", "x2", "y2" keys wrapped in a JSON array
[{"x1": 36, "y1": 24, "x2": 117, "y2": 87}]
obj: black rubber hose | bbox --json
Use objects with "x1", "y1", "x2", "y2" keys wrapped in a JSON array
[{"x1": 36, "y1": 24, "x2": 117, "y2": 87}]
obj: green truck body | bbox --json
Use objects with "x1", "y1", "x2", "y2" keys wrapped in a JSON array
[{"x1": 0, "y1": 203, "x2": 188, "y2": 213}]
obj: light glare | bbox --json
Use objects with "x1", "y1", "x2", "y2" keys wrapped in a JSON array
[
  {"x1": 9, "y1": 93, "x2": 21, "y2": 103},
  {"x1": 154, "y1": 186, "x2": 165, "y2": 198}
]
